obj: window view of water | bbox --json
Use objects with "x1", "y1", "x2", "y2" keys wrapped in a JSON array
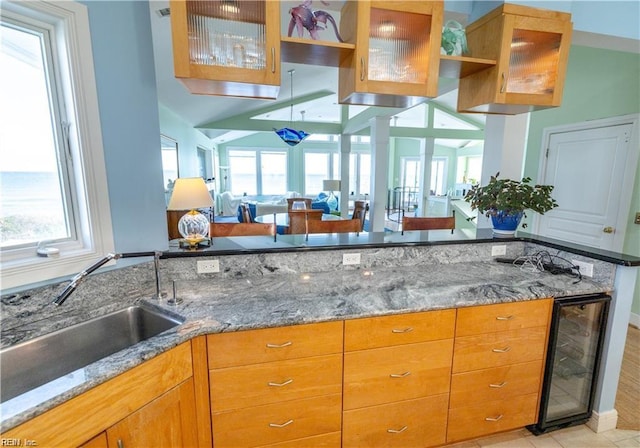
[{"x1": 0, "y1": 171, "x2": 68, "y2": 247}]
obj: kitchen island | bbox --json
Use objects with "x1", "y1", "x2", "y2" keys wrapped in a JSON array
[{"x1": 0, "y1": 233, "x2": 637, "y2": 446}]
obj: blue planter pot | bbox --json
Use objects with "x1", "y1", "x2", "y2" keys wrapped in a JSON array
[{"x1": 491, "y1": 211, "x2": 524, "y2": 236}]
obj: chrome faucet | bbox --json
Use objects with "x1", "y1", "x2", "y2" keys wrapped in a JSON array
[{"x1": 53, "y1": 253, "x2": 122, "y2": 305}]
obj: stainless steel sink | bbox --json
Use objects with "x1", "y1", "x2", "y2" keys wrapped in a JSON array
[{"x1": 0, "y1": 305, "x2": 183, "y2": 403}]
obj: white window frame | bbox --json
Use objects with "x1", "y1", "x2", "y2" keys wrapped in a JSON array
[
  {"x1": 1, "y1": 1, "x2": 114, "y2": 290},
  {"x1": 227, "y1": 147, "x2": 288, "y2": 196}
]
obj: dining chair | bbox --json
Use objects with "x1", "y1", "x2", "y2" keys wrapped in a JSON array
[
  {"x1": 286, "y1": 197, "x2": 313, "y2": 210},
  {"x1": 401, "y1": 210, "x2": 456, "y2": 235},
  {"x1": 306, "y1": 219, "x2": 362, "y2": 234},
  {"x1": 210, "y1": 222, "x2": 276, "y2": 238},
  {"x1": 351, "y1": 200, "x2": 369, "y2": 231},
  {"x1": 239, "y1": 203, "x2": 254, "y2": 223},
  {"x1": 287, "y1": 209, "x2": 323, "y2": 234}
]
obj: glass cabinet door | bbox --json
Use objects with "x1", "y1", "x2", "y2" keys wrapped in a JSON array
[
  {"x1": 170, "y1": 0, "x2": 280, "y2": 98},
  {"x1": 498, "y1": 13, "x2": 572, "y2": 107},
  {"x1": 339, "y1": 1, "x2": 443, "y2": 107}
]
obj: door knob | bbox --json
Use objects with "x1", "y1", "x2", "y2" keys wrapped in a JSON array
[{"x1": 603, "y1": 226, "x2": 614, "y2": 234}]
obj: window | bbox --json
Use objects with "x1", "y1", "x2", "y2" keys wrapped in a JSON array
[
  {"x1": 349, "y1": 153, "x2": 370, "y2": 197},
  {"x1": 228, "y1": 149, "x2": 287, "y2": 196},
  {"x1": 430, "y1": 157, "x2": 447, "y2": 195},
  {"x1": 0, "y1": 1, "x2": 113, "y2": 290},
  {"x1": 228, "y1": 150, "x2": 257, "y2": 195},
  {"x1": 303, "y1": 151, "x2": 340, "y2": 196},
  {"x1": 456, "y1": 155, "x2": 482, "y2": 185}
]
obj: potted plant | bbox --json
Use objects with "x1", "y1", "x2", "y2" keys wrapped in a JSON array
[{"x1": 464, "y1": 172, "x2": 558, "y2": 235}]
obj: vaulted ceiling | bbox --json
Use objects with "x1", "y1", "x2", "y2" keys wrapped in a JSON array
[{"x1": 148, "y1": 1, "x2": 487, "y2": 146}]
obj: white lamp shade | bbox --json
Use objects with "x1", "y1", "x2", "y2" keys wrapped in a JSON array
[
  {"x1": 323, "y1": 179, "x2": 341, "y2": 191},
  {"x1": 167, "y1": 177, "x2": 214, "y2": 211}
]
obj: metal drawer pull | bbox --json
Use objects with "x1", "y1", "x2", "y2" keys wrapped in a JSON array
[
  {"x1": 392, "y1": 327, "x2": 413, "y2": 334},
  {"x1": 390, "y1": 371, "x2": 411, "y2": 378},
  {"x1": 360, "y1": 57, "x2": 366, "y2": 81},
  {"x1": 492, "y1": 346, "x2": 511, "y2": 353},
  {"x1": 269, "y1": 419, "x2": 294, "y2": 428},
  {"x1": 117, "y1": 440, "x2": 124, "y2": 448},
  {"x1": 496, "y1": 315, "x2": 514, "y2": 320},
  {"x1": 268, "y1": 379, "x2": 293, "y2": 387},
  {"x1": 266, "y1": 341, "x2": 292, "y2": 348},
  {"x1": 489, "y1": 382, "x2": 508, "y2": 388},
  {"x1": 485, "y1": 415, "x2": 503, "y2": 422},
  {"x1": 500, "y1": 72, "x2": 506, "y2": 93},
  {"x1": 387, "y1": 426, "x2": 408, "y2": 434}
]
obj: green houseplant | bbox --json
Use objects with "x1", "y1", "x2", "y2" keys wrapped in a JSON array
[{"x1": 464, "y1": 172, "x2": 558, "y2": 234}]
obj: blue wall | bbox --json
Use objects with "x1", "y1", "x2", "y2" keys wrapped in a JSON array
[{"x1": 81, "y1": 1, "x2": 168, "y2": 252}]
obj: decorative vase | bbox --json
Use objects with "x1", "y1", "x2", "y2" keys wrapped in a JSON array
[{"x1": 491, "y1": 210, "x2": 524, "y2": 236}]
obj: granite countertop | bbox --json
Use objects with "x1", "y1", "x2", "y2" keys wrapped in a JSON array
[{"x1": 0, "y1": 261, "x2": 609, "y2": 431}]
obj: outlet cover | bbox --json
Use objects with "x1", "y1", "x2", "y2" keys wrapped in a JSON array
[
  {"x1": 343, "y1": 253, "x2": 361, "y2": 265},
  {"x1": 635, "y1": 212, "x2": 640, "y2": 224},
  {"x1": 491, "y1": 245, "x2": 507, "y2": 256},
  {"x1": 572, "y1": 259, "x2": 594, "y2": 277},
  {"x1": 197, "y1": 259, "x2": 220, "y2": 274}
]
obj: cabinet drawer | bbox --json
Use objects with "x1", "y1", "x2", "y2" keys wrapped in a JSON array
[
  {"x1": 210, "y1": 354, "x2": 342, "y2": 412},
  {"x1": 344, "y1": 339, "x2": 453, "y2": 410},
  {"x1": 456, "y1": 299, "x2": 552, "y2": 336},
  {"x1": 345, "y1": 309, "x2": 455, "y2": 351},
  {"x1": 447, "y1": 393, "x2": 539, "y2": 442},
  {"x1": 208, "y1": 321, "x2": 343, "y2": 368},
  {"x1": 449, "y1": 360, "x2": 543, "y2": 408},
  {"x1": 453, "y1": 326, "x2": 547, "y2": 373},
  {"x1": 257, "y1": 431, "x2": 341, "y2": 448},
  {"x1": 212, "y1": 394, "x2": 342, "y2": 448},
  {"x1": 343, "y1": 394, "x2": 449, "y2": 448}
]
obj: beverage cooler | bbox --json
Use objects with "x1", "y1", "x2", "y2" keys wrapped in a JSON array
[{"x1": 528, "y1": 293, "x2": 611, "y2": 435}]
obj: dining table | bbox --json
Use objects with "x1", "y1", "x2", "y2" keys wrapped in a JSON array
[{"x1": 254, "y1": 212, "x2": 344, "y2": 234}]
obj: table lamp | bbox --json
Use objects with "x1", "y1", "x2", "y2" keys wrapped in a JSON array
[
  {"x1": 322, "y1": 179, "x2": 341, "y2": 211},
  {"x1": 167, "y1": 177, "x2": 214, "y2": 248}
]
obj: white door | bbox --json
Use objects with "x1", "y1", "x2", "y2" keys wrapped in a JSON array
[{"x1": 536, "y1": 119, "x2": 636, "y2": 252}]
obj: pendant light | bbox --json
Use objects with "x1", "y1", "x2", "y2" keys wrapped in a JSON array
[{"x1": 274, "y1": 69, "x2": 310, "y2": 146}]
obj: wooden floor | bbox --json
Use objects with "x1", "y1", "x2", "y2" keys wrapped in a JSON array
[{"x1": 615, "y1": 324, "x2": 640, "y2": 430}]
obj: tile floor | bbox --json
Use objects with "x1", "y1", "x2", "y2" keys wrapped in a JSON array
[{"x1": 448, "y1": 425, "x2": 640, "y2": 447}]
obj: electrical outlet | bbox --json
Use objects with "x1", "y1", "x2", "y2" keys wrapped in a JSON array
[
  {"x1": 343, "y1": 253, "x2": 361, "y2": 265},
  {"x1": 635, "y1": 212, "x2": 640, "y2": 224},
  {"x1": 197, "y1": 259, "x2": 219, "y2": 274},
  {"x1": 491, "y1": 245, "x2": 507, "y2": 257},
  {"x1": 572, "y1": 259, "x2": 594, "y2": 277}
]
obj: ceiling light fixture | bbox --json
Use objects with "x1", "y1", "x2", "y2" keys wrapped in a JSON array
[{"x1": 274, "y1": 69, "x2": 310, "y2": 147}]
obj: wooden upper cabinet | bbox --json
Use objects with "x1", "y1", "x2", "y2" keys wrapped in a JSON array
[
  {"x1": 338, "y1": 0, "x2": 444, "y2": 107},
  {"x1": 170, "y1": 0, "x2": 280, "y2": 99},
  {"x1": 457, "y1": 3, "x2": 572, "y2": 114}
]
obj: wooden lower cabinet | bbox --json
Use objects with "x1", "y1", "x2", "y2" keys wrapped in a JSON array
[
  {"x1": 446, "y1": 299, "x2": 553, "y2": 444},
  {"x1": 343, "y1": 395, "x2": 449, "y2": 448},
  {"x1": 213, "y1": 394, "x2": 342, "y2": 448},
  {"x1": 447, "y1": 393, "x2": 540, "y2": 442},
  {"x1": 106, "y1": 378, "x2": 198, "y2": 447},
  {"x1": 208, "y1": 322, "x2": 344, "y2": 448}
]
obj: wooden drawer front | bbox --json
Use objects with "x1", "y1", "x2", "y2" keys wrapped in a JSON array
[
  {"x1": 449, "y1": 360, "x2": 543, "y2": 409},
  {"x1": 452, "y1": 326, "x2": 547, "y2": 373},
  {"x1": 343, "y1": 339, "x2": 453, "y2": 410},
  {"x1": 343, "y1": 394, "x2": 449, "y2": 448},
  {"x1": 208, "y1": 321, "x2": 343, "y2": 368},
  {"x1": 210, "y1": 354, "x2": 342, "y2": 412},
  {"x1": 456, "y1": 299, "x2": 552, "y2": 337},
  {"x1": 345, "y1": 309, "x2": 456, "y2": 351},
  {"x1": 212, "y1": 393, "x2": 342, "y2": 448},
  {"x1": 447, "y1": 393, "x2": 539, "y2": 443},
  {"x1": 257, "y1": 431, "x2": 341, "y2": 448}
]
